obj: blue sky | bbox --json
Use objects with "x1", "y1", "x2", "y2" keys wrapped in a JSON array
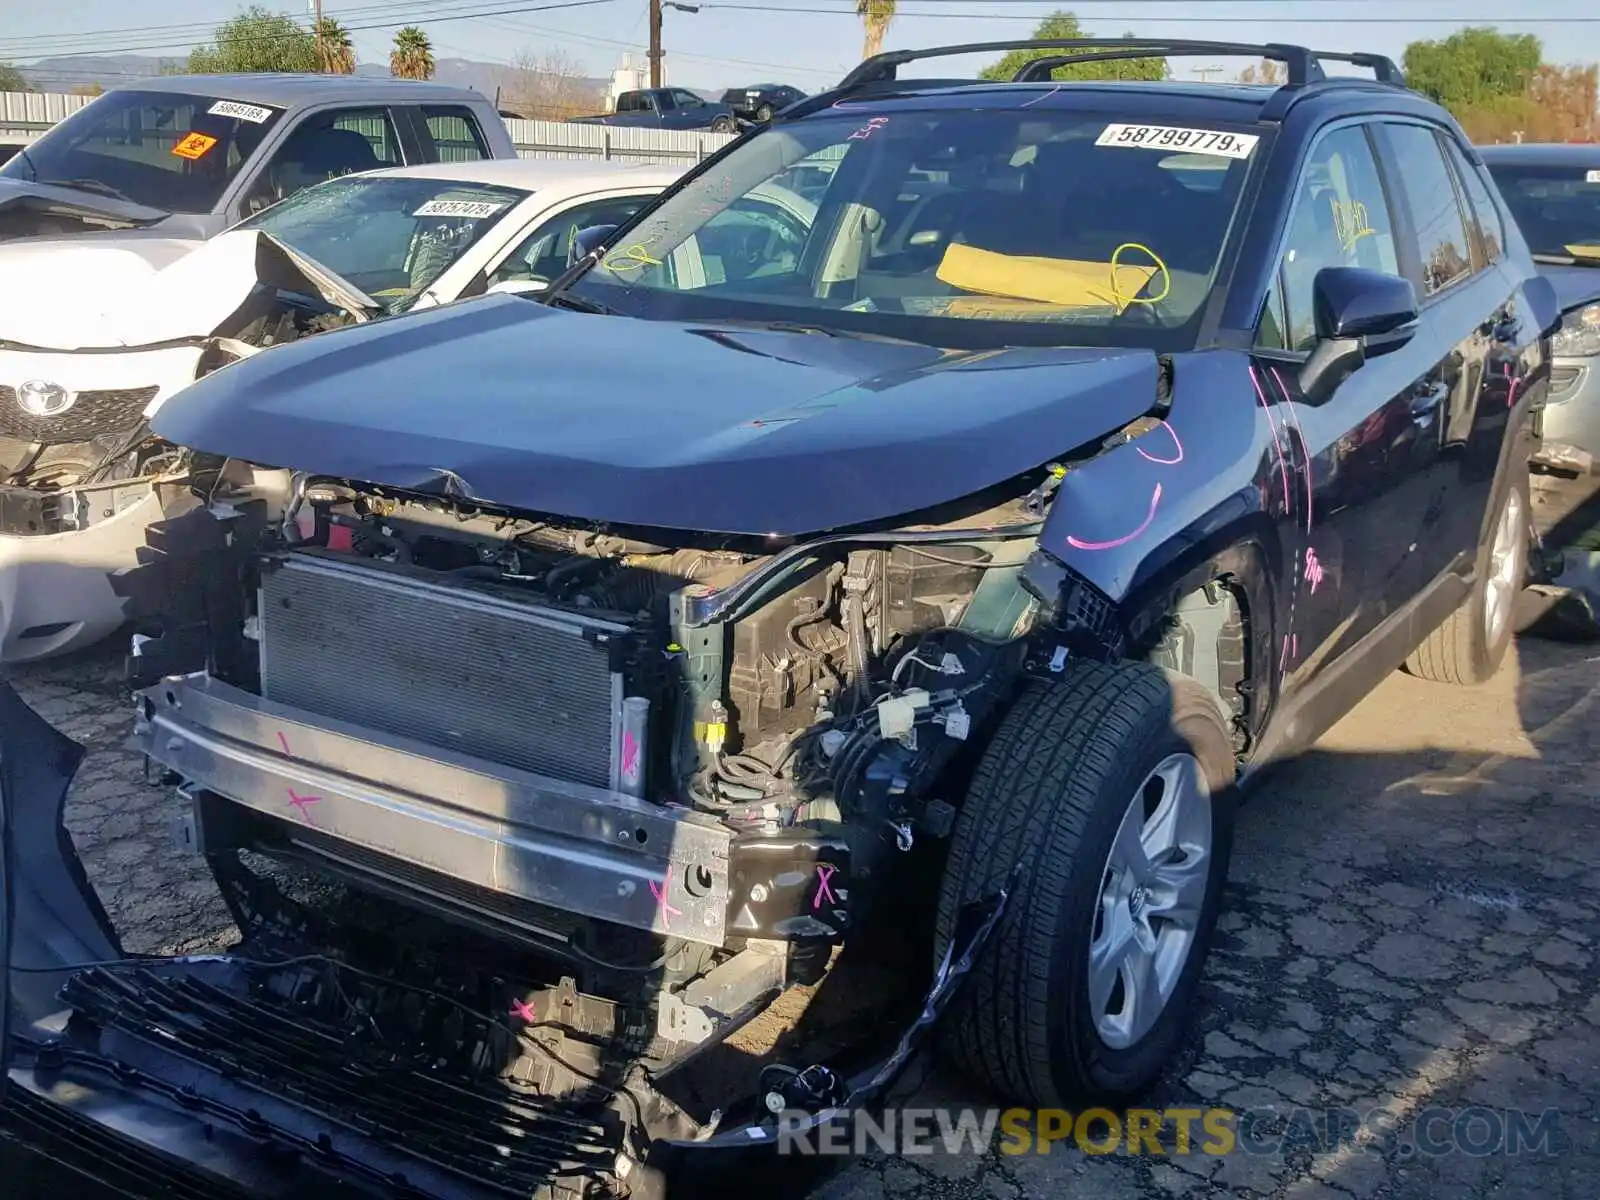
[{"x1": 5, "y1": 0, "x2": 1600, "y2": 93}]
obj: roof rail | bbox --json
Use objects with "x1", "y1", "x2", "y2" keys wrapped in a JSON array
[
  {"x1": 837, "y1": 37, "x2": 1403, "y2": 93},
  {"x1": 1307, "y1": 49, "x2": 1405, "y2": 85}
]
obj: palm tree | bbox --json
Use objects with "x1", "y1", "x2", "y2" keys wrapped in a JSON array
[
  {"x1": 857, "y1": 0, "x2": 895, "y2": 60},
  {"x1": 390, "y1": 26, "x2": 435, "y2": 81},
  {"x1": 315, "y1": 17, "x2": 355, "y2": 75}
]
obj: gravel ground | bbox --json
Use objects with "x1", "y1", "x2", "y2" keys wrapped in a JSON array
[{"x1": 7, "y1": 588, "x2": 1599, "y2": 1200}]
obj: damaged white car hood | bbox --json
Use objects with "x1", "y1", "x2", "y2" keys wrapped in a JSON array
[{"x1": 0, "y1": 229, "x2": 379, "y2": 353}]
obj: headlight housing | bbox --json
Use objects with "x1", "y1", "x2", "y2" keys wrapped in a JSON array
[{"x1": 1551, "y1": 302, "x2": 1600, "y2": 358}]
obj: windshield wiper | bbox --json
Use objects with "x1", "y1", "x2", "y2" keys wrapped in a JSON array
[
  {"x1": 544, "y1": 290, "x2": 615, "y2": 315},
  {"x1": 40, "y1": 177, "x2": 139, "y2": 204},
  {"x1": 716, "y1": 317, "x2": 923, "y2": 347}
]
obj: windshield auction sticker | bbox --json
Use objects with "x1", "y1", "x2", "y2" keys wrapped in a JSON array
[
  {"x1": 208, "y1": 100, "x2": 276, "y2": 124},
  {"x1": 171, "y1": 132, "x2": 219, "y2": 160},
  {"x1": 1096, "y1": 124, "x2": 1259, "y2": 159},
  {"x1": 1587, "y1": 170, "x2": 1600, "y2": 183},
  {"x1": 413, "y1": 199, "x2": 509, "y2": 219}
]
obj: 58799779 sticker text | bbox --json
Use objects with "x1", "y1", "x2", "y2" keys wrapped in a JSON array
[{"x1": 1095, "y1": 123, "x2": 1260, "y2": 159}]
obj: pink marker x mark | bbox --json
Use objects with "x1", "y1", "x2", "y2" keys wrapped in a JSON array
[
  {"x1": 276, "y1": 731, "x2": 319, "y2": 822},
  {"x1": 649, "y1": 878, "x2": 683, "y2": 931},
  {"x1": 285, "y1": 787, "x2": 321, "y2": 823},
  {"x1": 812, "y1": 863, "x2": 838, "y2": 911},
  {"x1": 510, "y1": 998, "x2": 537, "y2": 1023}
]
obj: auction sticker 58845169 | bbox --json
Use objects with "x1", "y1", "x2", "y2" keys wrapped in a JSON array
[{"x1": 1095, "y1": 123, "x2": 1260, "y2": 159}]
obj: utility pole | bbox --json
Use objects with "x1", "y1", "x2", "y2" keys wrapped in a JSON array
[
  {"x1": 313, "y1": 0, "x2": 324, "y2": 71},
  {"x1": 648, "y1": 0, "x2": 663, "y2": 88},
  {"x1": 1192, "y1": 65, "x2": 1223, "y2": 83}
]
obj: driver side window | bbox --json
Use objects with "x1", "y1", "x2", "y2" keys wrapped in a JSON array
[
  {"x1": 488, "y1": 194, "x2": 656, "y2": 286},
  {"x1": 1257, "y1": 124, "x2": 1401, "y2": 352},
  {"x1": 244, "y1": 108, "x2": 401, "y2": 214}
]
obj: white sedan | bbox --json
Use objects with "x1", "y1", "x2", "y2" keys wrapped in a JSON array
[{"x1": 0, "y1": 157, "x2": 692, "y2": 662}]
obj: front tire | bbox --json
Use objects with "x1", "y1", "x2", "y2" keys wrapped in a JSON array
[
  {"x1": 1405, "y1": 463, "x2": 1529, "y2": 685},
  {"x1": 934, "y1": 662, "x2": 1237, "y2": 1106},
  {"x1": 756, "y1": 103, "x2": 775, "y2": 123}
]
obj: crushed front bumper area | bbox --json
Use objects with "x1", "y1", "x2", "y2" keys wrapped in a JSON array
[
  {"x1": 135, "y1": 673, "x2": 734, "y2": 946},
  {"x1": 0, "y1": 482, "x2": 166, "y2": 664},
  {"x1": 3, "y1": 678, "x2": 1012, "y2": 1199}
]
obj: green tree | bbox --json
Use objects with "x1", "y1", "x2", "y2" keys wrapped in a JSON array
[
  {"x1": 315, "y1": 17, "x2": 356, "y2": 75},
  {"x1": 0, "y1": 64, "x2": 29, "y2": 92},
  {"x1": 1402, "y1": 27, "x2": 1541, "y2": 111},
  {"x1": 188, "y1": 6, "x2": 318, "y2": 74},
  {"x1": 857, "y1": 0, "x2": 895, "y2": 61},
  {"x1": 978, "y1": 13, "x2": 1167, "y2": 83},
  {"x1": 390, "y1": 27, "x2": 435, "y2": 81}
]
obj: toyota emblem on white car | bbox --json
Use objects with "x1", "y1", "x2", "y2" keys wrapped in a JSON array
[{"x1": 16, "y1": 379, "x2": 74, "y2": 417}]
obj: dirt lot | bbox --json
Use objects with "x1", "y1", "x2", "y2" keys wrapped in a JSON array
[{"x1": 8, "y1": 559, "x2": 1600, "y2": 1199}]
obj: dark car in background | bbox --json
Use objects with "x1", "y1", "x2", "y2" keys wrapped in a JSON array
[
  {"x1": 719, "y1": 82, "x2": 806, "y2": 123},
  {"x1": 570, "y1": 87, "x2": 738, "y2": 132},
  {"x1": 1480, "y1": 143, "x2": 1600, "y2": 477}
]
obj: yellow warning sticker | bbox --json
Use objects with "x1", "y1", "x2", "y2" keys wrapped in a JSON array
[{"x1": 171, "y1": 132, "x2": 218, "y2": 160}]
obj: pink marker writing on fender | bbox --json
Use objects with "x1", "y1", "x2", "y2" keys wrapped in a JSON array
[{"x1": 1066, "y1": 483, "x2": 1163, "y2": 551}]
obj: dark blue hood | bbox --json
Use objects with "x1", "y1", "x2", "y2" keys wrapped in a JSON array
[
  {"x1": 1536, "y1": 262, "x2": 1600, "y2": 315},
  {"x1": 151, "y1": 295, "x2": 1163, "y2": 536}
]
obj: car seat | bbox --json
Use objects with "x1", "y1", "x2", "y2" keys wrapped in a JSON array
[{"x1": 268, "y1": 126, "x2": 382, "y2": 200}]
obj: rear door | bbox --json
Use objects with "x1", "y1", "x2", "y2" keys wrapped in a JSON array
[{"x1": 1371, "y1": 121, "x2": 1507, "y2": 599}]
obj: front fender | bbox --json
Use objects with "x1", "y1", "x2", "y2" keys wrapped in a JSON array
[{"x1": 1033, "y1": 351, "x2": 1277, "y2": 604}]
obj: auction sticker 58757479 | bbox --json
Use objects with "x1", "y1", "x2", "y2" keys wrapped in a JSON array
[{"x1": 1096, "y1": 123, "x2": 1260, "y2": 159}]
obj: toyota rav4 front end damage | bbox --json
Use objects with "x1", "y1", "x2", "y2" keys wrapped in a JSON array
[{"x1": 2, "y1": 34, "x2": 1560, "y2": 1200}]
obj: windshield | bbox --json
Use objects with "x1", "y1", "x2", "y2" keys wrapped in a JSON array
[
  {"x1": 1485, "y1": 162, "x2": 1600, "y2": 261},
  {"x1": 240, "y1": 174, "x2": 530, "y2": 313},
  {"x1": 562, "y1": 107, "x2": 1260, "y2": 349},
  {"x1": 0, "y1": 89, "x2": 286, "y2": 214}
]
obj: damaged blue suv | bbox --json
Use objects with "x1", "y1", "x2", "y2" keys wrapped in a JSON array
[{"x1": 0, "y1": 38, "x2": 1560, "y2": 1199}]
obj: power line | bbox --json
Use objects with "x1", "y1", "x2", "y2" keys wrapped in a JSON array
[
  {"x1": 0, "y1": 0, "x2": 624, "y2": 63},
  {"x1": 490, "y1": 14, "x2": 846, "y2": 76},
  {"x1": 0, "y1": 0, "x2": 1566, "y2": 57},
  {"x1": 696, "y1": 3, "x2": 1600, "y2": 20},
  {"x1": 0, "y1": 0, "x2": 520, "y2": 53}
]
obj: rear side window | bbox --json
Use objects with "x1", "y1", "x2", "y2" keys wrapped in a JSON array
[
  {"x1": 1442, "y1": 139, "x2": 1504, "y2": 266},
  {"x1": 422, "y1": 106, "x2": 490, "y2": 164},
  {"x1": 1378, "y1": 123, "x2": 1474, "y2": 296}
]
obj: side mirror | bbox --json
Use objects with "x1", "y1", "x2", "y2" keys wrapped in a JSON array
[
  {"x1": 486, "y1": 278, "x2": 547, "y2": 297},
  {"x1": 570, "y1": 224, "x2": 619, "y2": 266},
  {"x1": 1299, "y1": 267, "x2": 1420, "y2": 404}
]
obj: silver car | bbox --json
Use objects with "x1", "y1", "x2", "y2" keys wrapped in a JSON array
[{"x1": 1481, "y1": 143, "x2": 1600, "y2": 478}]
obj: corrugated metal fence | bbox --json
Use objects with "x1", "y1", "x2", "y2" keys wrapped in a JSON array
[{"x1": 0, "y1": 91, "x2": 737, "y2": 164}]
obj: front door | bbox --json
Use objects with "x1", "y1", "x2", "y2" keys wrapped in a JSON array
[{"x1": 1252, "y1": 120, "x2": 1449, "y2": 689}]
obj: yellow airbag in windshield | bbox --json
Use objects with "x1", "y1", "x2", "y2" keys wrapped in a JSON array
[{"x1": 935, "y1": 242, "x2": 1160, "y2": 314}]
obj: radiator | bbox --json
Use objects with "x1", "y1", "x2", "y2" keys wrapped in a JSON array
[{"x1": 258, "y1": 553, "x2": 626, "y2": 788}]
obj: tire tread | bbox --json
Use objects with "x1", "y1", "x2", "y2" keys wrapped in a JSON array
[{"x1": 933, "y1": 661, "x2": 1201, "y2": 1104}]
